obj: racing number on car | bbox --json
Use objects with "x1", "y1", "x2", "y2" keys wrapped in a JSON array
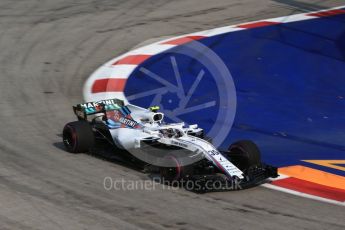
[{"x1": 209, "y1": 150, "x2": 219, "y2": 156}]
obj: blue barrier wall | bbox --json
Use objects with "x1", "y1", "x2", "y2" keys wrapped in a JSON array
[{"x1": 125, "y1": 12, "x2": 345, "y2": 175}]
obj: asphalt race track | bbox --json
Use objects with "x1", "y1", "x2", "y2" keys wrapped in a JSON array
[{"x1": 0, "y1": 1, "x2": 344, "y2": 229}]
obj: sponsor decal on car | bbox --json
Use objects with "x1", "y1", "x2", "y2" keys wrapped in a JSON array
[
  {"x1": 106, "y1": 108, "x2": 142, "y2": 129},
  {"x1": 80, "y1": 99, "x2": 121, "y2": 108},
  {"x1": 171, "y1": 140, "x2": 188, "y2": 148}
]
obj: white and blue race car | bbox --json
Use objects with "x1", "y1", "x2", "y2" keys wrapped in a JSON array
[{"x1": 62, "y1": 98, "x2": 278, "y2": 191}]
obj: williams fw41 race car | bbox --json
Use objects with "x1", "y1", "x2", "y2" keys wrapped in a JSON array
[{"x1": 62, "y1": 98, "x2": 278, "y2": 192}]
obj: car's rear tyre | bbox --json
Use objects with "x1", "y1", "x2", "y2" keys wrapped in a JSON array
[
  {"x1": 62, "y1": 121, "x2": 95, "y2": 153},
  {"x1": 227, "y1": 140, "x2": 261, "y2": 170}
]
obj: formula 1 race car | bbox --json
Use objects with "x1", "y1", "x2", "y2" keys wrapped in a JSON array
[{"x1": 62, "y1": 98, "x2": 278, "y2": 191}]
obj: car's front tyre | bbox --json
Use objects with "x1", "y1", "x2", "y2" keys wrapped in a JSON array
[{"x1": 227, "y1": 140, "x2": 261, "y2": 170}]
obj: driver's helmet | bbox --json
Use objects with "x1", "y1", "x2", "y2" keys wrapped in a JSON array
[
  {"x1": 160, "y1": 128, "x2": 184, "y2": 138},
  {"x1": 166, "y1": 128, "x2": 175, "y2": 138}
]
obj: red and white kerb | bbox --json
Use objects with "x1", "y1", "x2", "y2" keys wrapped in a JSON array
[{"x1": 83, "y1": 6, "x2": 345, "y2": 103}]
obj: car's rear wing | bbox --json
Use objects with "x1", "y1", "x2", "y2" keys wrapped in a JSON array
[{"x1": 73, "y1": 98, "x2": 124, "y2": 120}]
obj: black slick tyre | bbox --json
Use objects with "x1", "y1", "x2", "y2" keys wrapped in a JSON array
[
  {"x1": 62, "y1": 121, "x2": 94, "y2": 153},
  {"x1": 228, "y1": 140, "x2": 261, "y2": 170}
]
